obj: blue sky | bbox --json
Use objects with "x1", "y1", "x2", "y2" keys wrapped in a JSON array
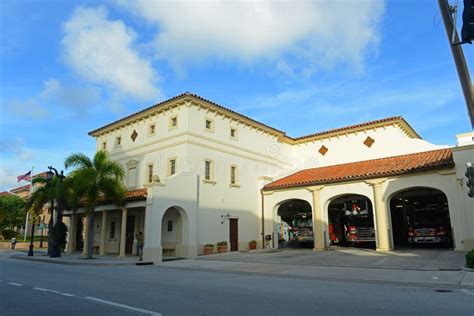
[{"x1": 0, "y1": 0, "x2": 473, "y2": 191}]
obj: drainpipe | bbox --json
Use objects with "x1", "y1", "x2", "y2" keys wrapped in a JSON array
[{"x1": 260, "y1": 189, "x2": 265, "y2": 248}]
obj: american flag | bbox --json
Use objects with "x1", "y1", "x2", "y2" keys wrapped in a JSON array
[{"x1": 17, "y1": 170, "x2": 32, "y2": 182}]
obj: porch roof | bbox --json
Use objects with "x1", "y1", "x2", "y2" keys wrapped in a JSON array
[
  {"x1": 263, "y1": 148, "x2": 454, "y2": 191},
  {"x1": 94, "y1": 188, "x2": 148, "y2": 206}
]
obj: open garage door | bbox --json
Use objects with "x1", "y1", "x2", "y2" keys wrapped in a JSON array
[
  {"x1": 277, "y1": 199, "x2": 313, "y2": 248},
  {"x1": 390, "y1": 188, "x2": 452, "y2": 249},
  {"x1": 328, "y1": 195, "x2": 375, "y2": 249}
]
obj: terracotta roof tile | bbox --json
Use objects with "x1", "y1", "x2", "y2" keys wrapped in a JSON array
[
  {"x1": 263, "y1": 148, "x2": 454, "y2": 190},
  {"x1": 0, "y1": 191, "x2": 14, "y2": 197},
  {"x1": 95, "y1": 188, "x2": 148, "y2": 206}
]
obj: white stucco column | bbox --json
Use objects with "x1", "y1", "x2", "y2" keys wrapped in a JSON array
[
  {"x1": 368, "y1": 179, "x2": 391, "y2": 251},
  {"x1": 67, "y1": 212, "x2": 77, "y2": 253},
  {"x1": 119, "y1": 208, "x2": 127, "y2": 257},
  {"x1": 143, "y1": 189, "x2": 163, "y2": 263},
  {"x1": 100, "y1": 210, "x2": 108, "y2": 255},
  {"x1": 309, "y1": 186, "x2": 327, "y2": 250}
]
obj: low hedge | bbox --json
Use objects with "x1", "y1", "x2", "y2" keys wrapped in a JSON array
[{"x1": 467, "y1": 249, "x2": 474, "y2": 269}]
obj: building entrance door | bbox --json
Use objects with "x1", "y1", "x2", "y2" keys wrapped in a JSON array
[
  {"x1": 229, "y1": 218, "x2": 238, "y2": 252},
  {"x1": 125, "y1": 215, "x2": 135, "y2": 254}
]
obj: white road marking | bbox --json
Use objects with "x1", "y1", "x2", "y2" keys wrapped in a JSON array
[
  {"x1": 85, "y1": 296, "x2": 162, "y2": 316},
  {"x1": 8, "y1": 282, "x2": 23, "y2": 287},
  {"x1": 460, "y1": 289, "x2": 474, "y2": 296},
  {"x1": 33, "y1": 287, "x2": 74, "y2": 297},
  {"x1": 34, "y1": 287, "x2": 60, "y2": 293}
]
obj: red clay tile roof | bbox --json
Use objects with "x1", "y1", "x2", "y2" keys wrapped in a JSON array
[
  {"x1": 10, "y1": 184, "x2": 31, "y2": 193},
  {"x1": 263, "y1": 148, "x2": 454, "y2": 190},
  {"x1": 125, "y1": 188, "x2": 148, "y2": 201},
  {"x1": 0, "y1": 191, "x2": 14, "y2": 197},
  {"x1": 95, "y1": 188, "x2": 148, "y2": 206}
]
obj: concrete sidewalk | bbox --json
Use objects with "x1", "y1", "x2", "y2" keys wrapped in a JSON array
[
  {"x1": 158, "y1": 257, "x2": 474, "y2": 289},
  {"x1": 6, "y1": 250, "x2": 143, "y2": 266}
]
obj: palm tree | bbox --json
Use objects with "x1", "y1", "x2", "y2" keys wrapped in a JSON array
[
  {"x1": 28, "y1": 176, "x2": 59, "y2": 255},
  {"x1": 65, "y1": 150, "x2": 126, "y2": 259}
]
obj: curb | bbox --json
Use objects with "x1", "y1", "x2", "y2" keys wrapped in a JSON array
[{"x1": 10, "y1": 255, "x2": 140, "y2": 267}]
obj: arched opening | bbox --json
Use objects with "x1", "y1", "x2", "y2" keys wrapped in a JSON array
[
  {"x1": 161, "y1": 206, "x2": 186, "y2": 258},
  {"x1": 328, "y1": 194, "x2": 375, "y2": 249},
  {"x1": 276, "y1": 199, "x2": 313, "y2": 248},
  {"x1": 390, "y1": 187, "x2": 452, "y2": 249}
]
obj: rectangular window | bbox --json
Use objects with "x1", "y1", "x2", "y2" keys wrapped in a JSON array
[
  {"x1": 230, "y1": 166, "x2": 237, "y2": 185},
  {"x1": 205, "y1": 160, "x2": 213, "y2": 181},
  {"x1": 102, "y1": 141, "x2": 107, "y2": 150},
  {"x1": 168, "y1": 158, "x2": 176, "y2": 176},
  {"x1": 115, "y1": 136, "x2": 121, "y2": 147},
  {"x1": 149, "y1": 124, "x2": 156, "y2": 136},
  {"x1": 205, "y1": 118, "x2": 214, "y2": 131},
  {"x1": 147, "y1": 164, "x2": 154, "y2": 183},
  {"x1": 110, "y1": 221, "x2": 116, "y2": 239},
  {"x1": 169, "y1": 115, "x2": 178, "y2": 129},
  {"x1": 230, "y1": 128, "x2": 237, "y2": 139},
  {"x1": 167, "y1": 220, "x2": 173, "y2": 232}
]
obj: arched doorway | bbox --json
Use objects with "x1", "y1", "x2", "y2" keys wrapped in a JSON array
[
  {"x1": 276, "y1": 199, "x2": 313, "y2": 248},
  {"x1": 161, "y1": 206, "x2": 186, "y2": 258},
  {"x1": 328, "y1": 194, "x2": 375, "y2": 248},
  {"x1": 390, "y1": 188, "x2": 452, "y2": 249}
]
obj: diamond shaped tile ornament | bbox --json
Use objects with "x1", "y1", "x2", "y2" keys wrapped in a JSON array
[
  {"x1": 319, "y1": 145, "x2": 328, "y2": 156},
  {"x1": 131, "y1": 129, "x2": 138, "y2": 142},
  {"x1": 364, "y1": 136, "x2": 375, "y2": 148}
]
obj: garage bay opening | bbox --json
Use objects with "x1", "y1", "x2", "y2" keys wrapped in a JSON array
[
  {"x1": 390, "y1": 188, "x2": 452, "y2": 249},
  {"x1": 277, "y1": 199, "x2": 313, "y2": 248},
  {"x1": 328, "y1": 195, "x2": 375, "y2": 249}
]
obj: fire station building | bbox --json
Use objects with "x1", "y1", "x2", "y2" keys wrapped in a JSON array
[{"x1": 64, "y1": 93, "x2": 474, "y2": 263}]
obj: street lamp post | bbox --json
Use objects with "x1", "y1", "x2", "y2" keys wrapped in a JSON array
[
  {"x1": 27, "y1": 216, "x2": 35, "y2": 256},
  {"x1": 39, "y1": 216, "x2": 44, "y2": 248},
  {"x1": 47, "y1": 166, "x2": 65, "y2": 258}
]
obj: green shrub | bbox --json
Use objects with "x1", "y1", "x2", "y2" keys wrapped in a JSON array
[
  {"x1": 2, "y1": 229, "x2": 17, "y2": 240},
  {"x1": 217, "y1": 241, "x2": 228, "y2": 246},
  {"x1": 466, "y1": 250, "x2": 474, "y2": 269}
]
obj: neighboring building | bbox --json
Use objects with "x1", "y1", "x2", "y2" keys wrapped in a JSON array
[
  {"x1": 64, "y1": 92, "x2": 474, "y2": 263},
  {"x1": 9, "y1": 172, "x2": 51, "y2": 238}
]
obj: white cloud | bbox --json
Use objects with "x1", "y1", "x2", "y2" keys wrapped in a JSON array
[
  {"x1": 7, "y1": 99, "x2": 49, "y2": 119},
  {"x1": 40, "y1": 78, "x2": 101, "y2": 116},
  {"x1": 116, "y1": 0, "x2": 384, "y2": 72},
  {"x1": 62, "y1": 6, "x2": 160, "y2": 101}
]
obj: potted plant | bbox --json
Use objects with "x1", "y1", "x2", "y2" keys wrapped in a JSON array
[
  {"x1": 249, "y1": 240, "x2": 257, "y2": 250},
  {"x1": 204, "y1": 243, "x2": 214, "y2": 255},
  {"x1": 217, "y1": 241, "x2": 228, "y2": 253}
]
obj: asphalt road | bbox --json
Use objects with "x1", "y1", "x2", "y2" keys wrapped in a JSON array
[{"x1": 1, "y1": 252, "x2": 473, "y2": 316}]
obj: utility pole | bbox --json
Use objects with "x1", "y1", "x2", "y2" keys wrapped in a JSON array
[{"x1": 438, "y1": 0, "x2": 474, "y2": 128}]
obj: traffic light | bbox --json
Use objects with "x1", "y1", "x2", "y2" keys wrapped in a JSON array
[
  {"x1": 461, "y1": 0, "x2": 474, "y2": 44},
  {"x1": 466, "y1": 162, "x2": 474, "y2": 198}
]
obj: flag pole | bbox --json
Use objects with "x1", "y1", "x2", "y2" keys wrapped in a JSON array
[{"x1": 23, "y1": 166, "x2": 34, "y2": 242}]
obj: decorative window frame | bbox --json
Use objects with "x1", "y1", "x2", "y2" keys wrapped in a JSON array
[
  {"x1": 204, "y1": 117, "x2": 215, "y2": 132},
  {"x1": 230, "y1": 126, "x2": 238, "y2": 140},
  {"x1": 167, "y1": 157, "x2": 177, "y2": 176},
  {"x1": 169, "y1": 115, "x2": 178, "y2": 130},
  {"x1": 203, "y1": 159, "x2": 216, "y2": 184},
  {"x1": 229, "y1": 164, "x2": 240, "y2": 188},
  {"x1": 148, "y1": 123, "x2": 156, "y2": 137},
  {"x1": 115, "y1": 136, "x2": 122, "y2": 148},
  {"x1": 146, "y1": 163, "x2": 154, "y2": 184},
  {"x1": 101, "y1": 141, "x2": 107, "y2": 151}
]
